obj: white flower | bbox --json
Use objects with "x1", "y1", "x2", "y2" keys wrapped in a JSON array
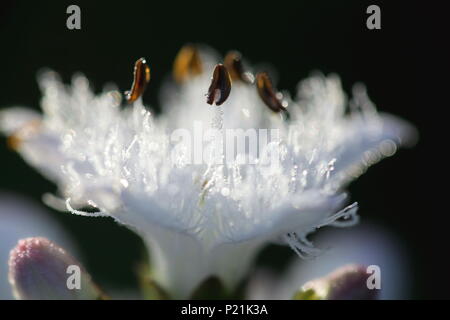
[{"x1": 0, "y1": 46, "x2": 416, "y2": 298}]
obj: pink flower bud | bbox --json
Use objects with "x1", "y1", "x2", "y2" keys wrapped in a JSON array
[
  {"x1": 294, "y1": 264, "x2": 379, "y2": 300},
  {"x1": 9, "y1": 237, "x2": 103, "y2": 300}
]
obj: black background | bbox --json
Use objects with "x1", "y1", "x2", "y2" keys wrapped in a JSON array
[{"x1": 0, "y1": 0, "x2": 446, "y2": 299}]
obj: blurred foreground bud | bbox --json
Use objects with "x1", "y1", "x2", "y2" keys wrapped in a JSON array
[
  {"x1": 9, "y1": 237, "x2": 105, "y2": 300},
  {"x1": 293, "y1": 264, "x2": 379, "y2": 300}
]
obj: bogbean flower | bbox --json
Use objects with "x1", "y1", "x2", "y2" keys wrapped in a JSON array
[{"x1": 0, "y1": 45, "x2": 416, "y2": 298}]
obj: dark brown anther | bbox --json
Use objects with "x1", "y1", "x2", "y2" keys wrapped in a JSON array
[
  {"x1": 125, "y1": 58, "x2": 151, "y2": 103},
  {"x1": 224, "y1": 51, "x2": 254, "y2": 84},
  {"x1": 206, "y1": 64, "x2": 232, "y2": 106},
  {"x1": 256, "y1": 72, "x2": 288, "y2": 114},
  {"x1": 173, "y1": 45, "x2": 203, "y2": 83}
]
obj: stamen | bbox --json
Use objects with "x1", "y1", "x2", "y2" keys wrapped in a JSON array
[
  {"x1": 125, "y1": 58, "x2": 151, "y2": 103},
  {"x1": 206, "y1": 64, "x2": 232, "y2": 106},
  {"x1": 173, "y1": 44, "x2": 203, "y2": 83},
  {"x1": 224, "y1": 51, "x2": 254, "y2": 84},
  {"x1": 256, "y1": 72, "x2": 289, "y2": 115}
]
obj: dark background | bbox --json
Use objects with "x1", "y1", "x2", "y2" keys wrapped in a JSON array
[{"x1": 0, "y1": 0, "x2": 445, "y2": 298}]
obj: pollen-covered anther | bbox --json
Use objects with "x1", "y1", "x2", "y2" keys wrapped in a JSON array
[
  {"x1": 256, "y1": 72, "x2": 288, "y2": 114},
  {"x1": 224, "y1": 51, "x2": 254, "y2": 84},
  {"x1": 125, "y1": 57, "x2": 151, "y2": 103},
  {"x1": 173, "y1": 44, "x2": 203, "y2": 83},
  {"x1": 206, "y1": 64, "x2": 232, "y2": 106}
]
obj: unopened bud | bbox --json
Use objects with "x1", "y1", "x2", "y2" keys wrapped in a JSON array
[
  {"x1": 293, "y1": 264, "x2": 379, "y2": 300},
  {"x1": 8, "y1": 237, "x2": 105, "y2": 300}
]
